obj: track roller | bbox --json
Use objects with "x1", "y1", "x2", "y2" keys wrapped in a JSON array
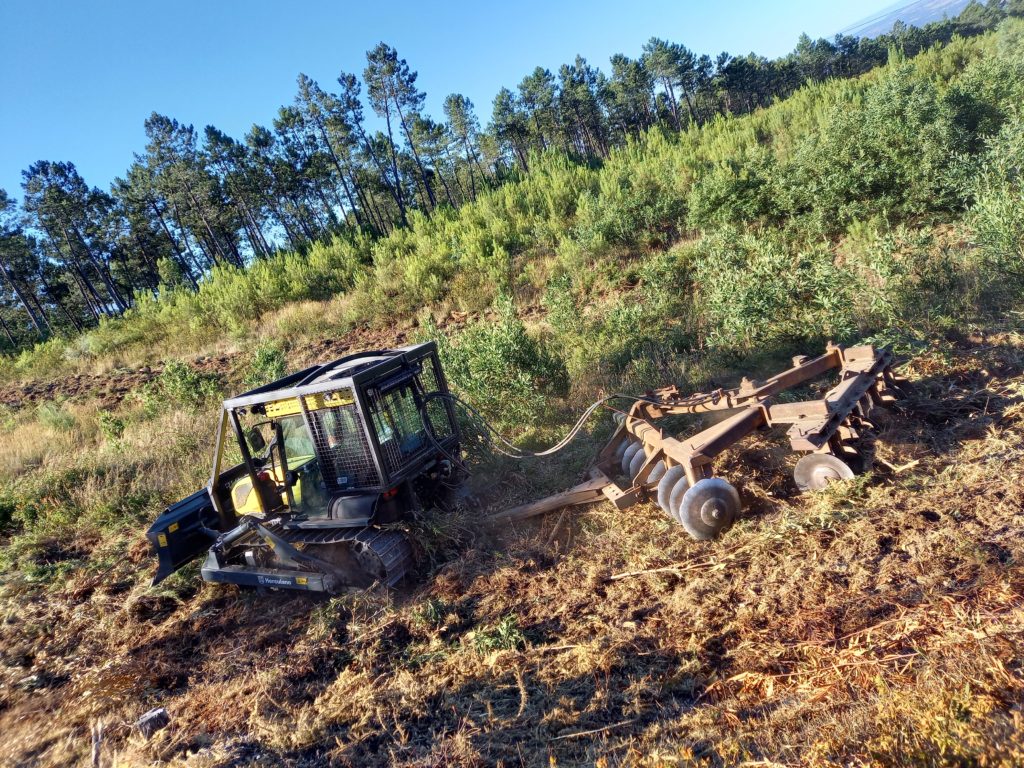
[
  {"x1": 676, "y1": 478, "x2": 740, "y2": 540},
  {"x1": 794, "y1": 453, "x2": 855, "y2": 492}
]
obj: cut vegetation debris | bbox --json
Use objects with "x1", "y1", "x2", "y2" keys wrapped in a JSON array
[{"x1": 1, "y1": 330, "x2": 1023, "y2": 766}]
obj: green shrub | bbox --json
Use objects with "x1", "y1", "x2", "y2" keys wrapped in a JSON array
[
  {"x1": 36, "y1": 402, "x2": 75, "y2": 432},
  {"x1": 693, "y1": 230, "x2": 857, "y2": 352},
  {"x1": 471, "y1": 614, "x2": 526, "y2": 655},
  {"x1": 844, "y1": 222, "x2": 982, "y2": 328},
  {"x1": 97, "y1": 412, "x2": 126, "y2": 442},
  {"x1": 244, "y1": 341, "x2": 288, "y2": 389},
  {"x1": 0, "y1": 404, "x2": 17, "y2": 432},
  {"x1": 780, "y1": 64, "x2": 967, "y2": 235},
  {"x1": 965, "y1": 111, "x2": 1024, "y2": 287},
  {"x1": 0, "y1": 497, "x2": 16, "y2": 534},
  {"x1": 412, "y1": 597, "x2": 454, "y2": 628},
  {"x1": 436, "y1": 296, "x2": 568, "y2": 430},
  {"x1": 574, "y1": 129, "x2": 689, "y2": 249},
  {"x1": 159, "y1": 361, "x2": 221, "y2": 410},
  {"x1": 686, "y1": 144, "x2": 782, "y2": 231},
  {"x1": 543, "y1": 247, "x2": 693, "y2": 386}
]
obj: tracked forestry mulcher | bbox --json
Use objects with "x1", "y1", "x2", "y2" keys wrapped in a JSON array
[
  {"x1": 147, "y1": 342, "x2": 461, "y2": 593},
  {"x1": 147, "y1": 340, "x2": 907, "y2": 593}
]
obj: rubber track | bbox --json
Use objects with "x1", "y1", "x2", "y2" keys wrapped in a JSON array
[{"x1": 281, "y1": 525, "x2": 413, "y2": 586}]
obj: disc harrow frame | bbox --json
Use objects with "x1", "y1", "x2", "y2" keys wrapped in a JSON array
[{"x1": 494, "y1": 343, "x2": 907, "y2": 537}]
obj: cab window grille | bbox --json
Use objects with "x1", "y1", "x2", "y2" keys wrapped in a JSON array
[
  {"x1": 307, "y1": 404, "x2": 380, "y2": 491},
  {"x1": 371, "y1": 383, "x2": 431, "y2": 474},
  {"x1": 418, "y1": 359, "x2": 455, "y2": 441}
]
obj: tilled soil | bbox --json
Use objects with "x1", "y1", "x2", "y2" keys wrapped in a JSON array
[{"x1": 1, "y1": 332, "x2": 1023, "y2": 767}]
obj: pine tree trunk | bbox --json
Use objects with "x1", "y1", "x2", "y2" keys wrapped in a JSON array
[
  {"x1": 71, "y1": 224, "x2": 128, "y2": 313},
  {"x1": 56, "y1": 223, "x2": 109, "y2": 317},
  {"x1": 170, "y1": 201, "x2": 212, "y2": 271},
  {"x1": 394, "y1": 101, "x2": 437, "y2": 208},
  {"x1": 357, "y1": 123, "x2": 407, "y2": 226},
  {"x1": 444, "y1": 146, "x2": 468, "y2": 203},
  {"x1": 664, "y1": 79, "x2": 681, "y2": 129},
  {"x1": 381, "y1": 110, "x2": 410, "y2": 221},
  {"x1": 462, "y1": 138, "x2": 479, "y2": 200},
  {"x1": 0, "y1": 313, "x2": 16, "y2": 347},
  {"x1": 28, "y1": 291, "x2": 54, "y2": 334},
  {"x1": 183, "y1": 182, "x2": 232, "y2": 265},
  {"x1": 150, "y1": 201, "x2": 200, "y2": 289},
  {"x1": 314, "y1": 120, "x2": 364, "y2": 228},
  {"x1": 0, "y1": 261, "x2": 45, "y2": 337},
  {"x1": 38, "y1": 271, "x2": 82, "y2": 331}
]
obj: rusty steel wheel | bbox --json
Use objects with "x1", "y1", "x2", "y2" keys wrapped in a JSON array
[
  {"x1": 676, "y1": 478, "x2": 740, "y2": 540},
  {"x1": 794, "y1": 453, "x2": 855, "y2": 492}
]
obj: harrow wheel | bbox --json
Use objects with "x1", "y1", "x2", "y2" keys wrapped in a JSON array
[
  {"x1": 656, "y1": 466, "x2": 688, "y2": 520},
  {"x1": 794, "y1": 453, "x2": 855, "y2": 492},
  {"x1": 676, "y1": 478, "x2": 740, "y2": 540}
]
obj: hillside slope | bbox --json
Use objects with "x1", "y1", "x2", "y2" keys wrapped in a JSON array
[
  {"x1": 1, "y1": 329, "x2": 1023, "y2": 766},
  {"x1": 2, "y1": 20, "x2": 1024, "y2": 768}
]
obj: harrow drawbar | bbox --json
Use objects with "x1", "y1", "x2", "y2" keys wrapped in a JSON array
[{"x1": 494, "y1": 343, "x2": 908, "y2": 539}]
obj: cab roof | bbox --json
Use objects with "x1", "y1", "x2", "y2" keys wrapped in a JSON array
[{"x1": 222, "y1": 341, "x2": 438, "y2": 411}]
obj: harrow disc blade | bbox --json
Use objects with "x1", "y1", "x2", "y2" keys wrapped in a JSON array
[
  {"x1": 613, "y1": 437, "x2": 631, "y2": 464},
  {"x1": 677, "y1": 478, "x2": 740, "y2": 540},
  {"x1": 668, "y1": 474, "x2": 691, "y2": 522},
  {"x1": 622, "y1": 441, "x2": 643, "y2": 476},
  {"x1": 794, "y1": 453, "x2": 855, "y2": 492},
  {"x1": 656, "y1": 466, "x2": 688, "y2": 520},
  {"x1": 647, "y1": 460, "x2": 667, "y2": 486},
  {"x1": 627, "y1": 445, "x2": 648, "y2": 479}
]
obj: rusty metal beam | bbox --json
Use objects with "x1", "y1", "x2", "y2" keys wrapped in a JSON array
[{"x1": 491, "y1": 470, "x2": 611, "y2": 524}]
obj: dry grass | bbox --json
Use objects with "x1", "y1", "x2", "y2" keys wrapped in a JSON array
[{"x1": 1, "y1": 331, "x2": 1023, "y2": 767}]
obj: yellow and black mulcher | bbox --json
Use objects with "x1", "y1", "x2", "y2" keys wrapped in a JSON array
[{"x1": 146, "y1": 342, "x2": 461, "y2": 593}]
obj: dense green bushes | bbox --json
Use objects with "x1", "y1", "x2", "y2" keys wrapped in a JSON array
[
  {"x1": 433, "y1": 297, "x2": 568, "y2": 429},
  {"x1": 967, "y1": 112, "x2": 1024, "y2": 281},
  {"x1": 4, "y1": 21, "x2": 1024, "y2": 387},
  {"x1": 158, "y1": 360, "x2": 222, "y2": 410},
  {"x1": 692, "y1": 231, "x2": 857, "y2": 351},
  {"x1": 784, "y1": 66, "x2": 966, "y2": 233}
]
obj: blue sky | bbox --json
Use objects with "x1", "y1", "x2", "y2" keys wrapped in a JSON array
[{"x1": 0, "y1": 0, "x2": 892, "y2": 198}]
